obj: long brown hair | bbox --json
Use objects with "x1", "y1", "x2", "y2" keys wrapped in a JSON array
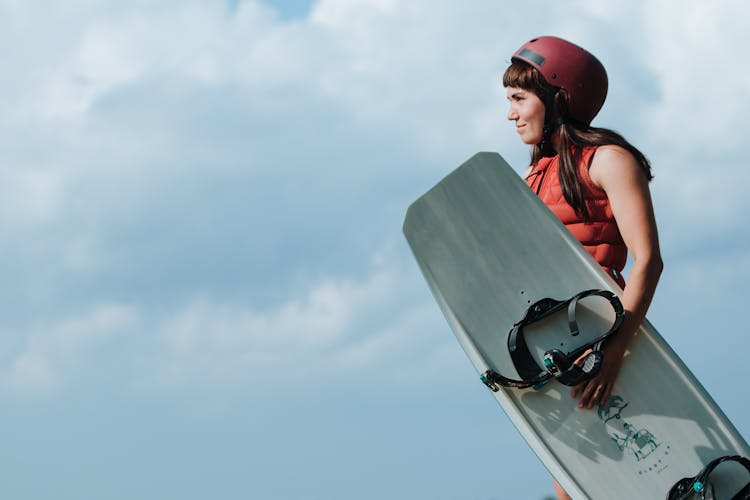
[{"x1": 503, "y1": 60, "x2": 652, "y2": 222}]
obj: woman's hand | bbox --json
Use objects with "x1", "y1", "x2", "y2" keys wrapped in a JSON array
[{"x1": 570, "y1": 337, "x2": 628, "y2": 409}]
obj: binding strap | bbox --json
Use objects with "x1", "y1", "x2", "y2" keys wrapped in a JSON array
[
  {"x1": 481, "y1": 289, "x2": 624, "y2": 392},
  {"x1": 667, "y1": 455, "x2": 750, "y2": 499}
]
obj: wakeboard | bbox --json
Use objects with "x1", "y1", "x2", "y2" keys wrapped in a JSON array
[{"x1": 403, "y1": 152, "x2": 750, "y2": 499}]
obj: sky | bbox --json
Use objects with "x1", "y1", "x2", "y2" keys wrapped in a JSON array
[{"x1": 0, "y1": 0, "x2": 749, "y2": 499}]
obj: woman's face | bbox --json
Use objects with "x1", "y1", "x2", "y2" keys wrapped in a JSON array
[{"x1": 506, "y1": 86, "x2": 545, "y2": 145}]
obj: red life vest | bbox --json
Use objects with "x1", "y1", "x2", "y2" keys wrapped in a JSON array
[{"x1": 524, "y1": 147, "x2": 627, "y2": 287}]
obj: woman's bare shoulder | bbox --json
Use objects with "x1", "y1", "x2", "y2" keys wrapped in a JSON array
[
  {"x1": 591, "y1": 144, "x2": 636, "y2": 164},
  {"x1": 589, "y1": 145, "x2": 644, "y2": 189}
]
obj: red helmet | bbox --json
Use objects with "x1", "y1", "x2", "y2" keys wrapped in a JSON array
[{"x1": 512, "y1": 36, "x2": 608, "y2": 125}]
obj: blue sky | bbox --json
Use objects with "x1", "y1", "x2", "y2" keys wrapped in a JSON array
[{"x1": 0, "y1": 1, "x2": 749, "y2": 499}]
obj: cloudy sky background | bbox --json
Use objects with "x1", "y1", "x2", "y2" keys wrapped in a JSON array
[{"x1": 1, "y1": 1, "x2": 749, "y2": 499}]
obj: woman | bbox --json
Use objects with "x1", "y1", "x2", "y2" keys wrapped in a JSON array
[{"x1": 503, "y1": 36, "x2": 664, "y2": 500}]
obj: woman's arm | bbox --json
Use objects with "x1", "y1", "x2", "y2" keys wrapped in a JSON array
[{"x1": 571, "y1": 144, "x2": 664, "y2": 409}]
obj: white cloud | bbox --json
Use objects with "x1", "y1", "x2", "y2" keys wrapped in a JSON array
[
  {"x1": 1, "y1": 1, "x2": 545, "y2": 163},
  {"x1": 7, "y1": 0, "x2": 747, "y2": 155},
  {"x1": 148, "y1": 249, "x2": 435, "y2": 388},
  {"x1": 0, "y1": 168, "x2": 65, "y2": 228},
  {"x1": 0, "y1": 247, "x2": 451, "y2": 396},
  {"x1": 32, "y1": 4, "x2": 222, "y2": 121},
  {"x1": 38, "y1": 25, "x2": 146, "y2": 120},
  {"x1": 0, "y1": 304, "x2": 138, "y2": 394},
  {"x1": 641, "y1": 0, "x2": 750, "y2": 152}
]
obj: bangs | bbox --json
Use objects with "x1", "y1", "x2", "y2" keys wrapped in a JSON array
[{"x1": 502, "y1": 60, "x2": 550, "y2": 98}]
